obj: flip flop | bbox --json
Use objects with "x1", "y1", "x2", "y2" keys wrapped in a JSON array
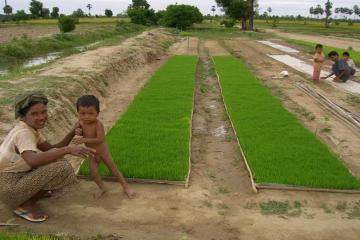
[{"x1": 13, "y1": 208, "x2": 48, "y2": 223}]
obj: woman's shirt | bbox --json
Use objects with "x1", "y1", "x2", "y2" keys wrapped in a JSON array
[{"x1": 0, "y1": 121, "x2": 46, "y2": 173}]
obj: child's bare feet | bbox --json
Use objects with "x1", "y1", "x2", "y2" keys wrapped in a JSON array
[
  {"x1": 124, "y1": 188, "x2": 135, "y2": 199},
  {"x1": 94, "y1": 188, "x2": 107, "y2": 199}
]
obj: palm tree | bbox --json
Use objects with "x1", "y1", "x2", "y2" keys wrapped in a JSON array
[
  {"x1": 211, "y1": 5, "x2": 216, "y2": 16},
  {"x1": 86, "y1": 3, "x2": 92, "y2": 16}
]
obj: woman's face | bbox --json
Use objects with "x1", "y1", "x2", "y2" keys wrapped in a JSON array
[{"x1": 21, "y1": 103, "x2": 48, "y2": 130}]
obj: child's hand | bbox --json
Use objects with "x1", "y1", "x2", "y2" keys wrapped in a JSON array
[
  {"x1": 72, "y1": 136, "x2": 85, "y2": 145},
  {"x1": 75, "y1": 127, "x2": 83, "y2": 136}
]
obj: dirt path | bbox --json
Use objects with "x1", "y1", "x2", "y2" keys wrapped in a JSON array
[
  {"x1": 266, "y1": 29, "x2": 360, "y2": 51},
  {"x1": 1, "y1": 37, "x2": 360, "y2": 239},
  {"x1": 169, "y1": 37, "x2": 199, "y2": 55}
]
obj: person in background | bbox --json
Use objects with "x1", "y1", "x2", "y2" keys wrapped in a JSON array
[
  {"x1": 322, "y1": 51, "x2": 351, "y2": 82},
  {"x1": 343, "y1": 52, "x2": 356, "y2": 76},
  {"x1": 312, "y1": 44, "x2": 325, "y2": 83}
]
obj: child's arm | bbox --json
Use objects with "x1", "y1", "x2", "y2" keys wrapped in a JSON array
[{"x1": 76, "y1": 121, "x2": 105, "y2": 145}]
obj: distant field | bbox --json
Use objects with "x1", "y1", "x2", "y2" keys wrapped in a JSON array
[
  {"x1": 255, "y1": 19, "x2": 360, "y2": 38},
  {"x1": 22, "y1": 17, "x2": 129, "y2": 25}
]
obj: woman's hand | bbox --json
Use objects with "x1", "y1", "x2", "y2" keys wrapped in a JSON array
[{"x1": 67, "y1": 145, "x2": 96, "y2": 159}]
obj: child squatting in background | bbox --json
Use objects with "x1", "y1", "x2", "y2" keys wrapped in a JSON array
[
  {"x1": 313, "y1": 44, "x2": 325, "y2": 83},
  {"x1": 343, "y1": 52, "x2": 356, "y2": 76},
  {"x1": 73, "y1": 95, "x2": 135, "y2": 199}
]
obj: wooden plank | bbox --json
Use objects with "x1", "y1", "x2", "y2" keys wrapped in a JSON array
[{"x1": 77, "y1": 175, "x2": 185, "y2": 186}]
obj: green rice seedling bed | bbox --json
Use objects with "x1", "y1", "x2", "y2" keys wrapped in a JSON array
[
  {"x1": 213, "y1": 56, "x2": 360, "y2": 190},
  {"x1": 79, "y1": 55, "x2": 198, "y2": 182}
]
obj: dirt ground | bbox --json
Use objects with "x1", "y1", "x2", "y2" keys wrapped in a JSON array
[
  {"x1": 0, "y1": 25, "x2": 59, "y2": 43},
  {"x1": 266, "y1": 29, "x2": 360, "y2": 52},
  {"x1": 1, "y1": 31, "x2": 360, "y2": 240}
]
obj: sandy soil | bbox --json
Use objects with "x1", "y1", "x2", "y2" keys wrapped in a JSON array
[
  {"x1": 204, "y1": 40, "x2": 230, "y2": 56},
  {"x1": 169, "y1": 37, "x2": 199, "y2": 55},
  {"x1": 1, "y1": 34, "x2": 360, "y2": 240},
  {"x1": 267, "y1": 29, "x2": 360, "y2": 51}
]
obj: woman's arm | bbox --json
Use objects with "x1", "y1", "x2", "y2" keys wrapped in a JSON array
[
  {"x1": 38, "y1": 123, "x2": 80, "y2": 151},
  {"x1": 22, "y1": 145, "x2": 95, "y2": 168}
]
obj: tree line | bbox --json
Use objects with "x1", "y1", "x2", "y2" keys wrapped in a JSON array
[{"x1": 1, "y1": 0, "x2": 115, "y2": 21}]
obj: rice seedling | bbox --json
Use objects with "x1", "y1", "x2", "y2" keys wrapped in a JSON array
[
  {"x1": 213, "y1": 56, "x2": 360, "y2": 189},
  {"x1": 79, "y1": 55, "x2": 198, "y2": 181}
]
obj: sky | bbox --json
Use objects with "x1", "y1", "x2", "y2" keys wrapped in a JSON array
[{"x1": 1, "y1": 0, "x2": 359, "y2": 16}]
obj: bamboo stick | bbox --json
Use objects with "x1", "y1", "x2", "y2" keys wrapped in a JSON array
[{"x1": 256, "y1": 183, "x2": 360, "y2": 194}]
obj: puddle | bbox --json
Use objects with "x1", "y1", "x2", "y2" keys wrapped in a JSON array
[
  {"x1": 212, "y1": 126, "x2": 227, "y2": 137},
  {"x1": 0, "y1": 69, "x2": 9, "y2": 76},
  {"x1": 258, "y1": 40, "x2": 299, "y2": 54},
  {"x1": 23, "y1": 52, "x2": 61, "y2": 68},
  {"x1": 269, "y1": 54, "x2": 360, "y2": 94}
]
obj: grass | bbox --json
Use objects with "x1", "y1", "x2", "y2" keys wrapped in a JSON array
[
  {"x1": 213, "y1": 56, "x2": 360, "y2": 189},
  {"x1": 255, "y1": 19, "x2": 360, "y2": 39},
  {"x1": 15, "y1": 17, "x2": 130, "y2": 25},
  {"x1": 0, "y1": 232, "x2": 77, "y2": 240},
  {"x1": 0, "y1": 22, "x2": 147, "y2": 68},
  {"x1": 79, "y1": 55, "x2": 198, "y2": 181},
  {"x1": 286, "y1": 39, "x2": 360, "y2": 67}
]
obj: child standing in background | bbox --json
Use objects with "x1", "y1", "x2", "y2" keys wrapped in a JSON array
[{"x1": 313, "y1": 44, "x2": 325, "y2": 83}]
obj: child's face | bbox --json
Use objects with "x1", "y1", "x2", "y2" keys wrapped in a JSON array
[
  {"x1": 315, "y1": 47, "x2": 322, "y2": 53},
  {"x1": 343, "y1": 55, "x2": 349, "y2": 60},
  {"x1": 77, "y1": 106, "x2": 99, "y2": 123}
]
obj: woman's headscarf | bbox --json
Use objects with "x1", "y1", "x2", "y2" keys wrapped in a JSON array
[{"x1": 14, "y1": 91, "x2": 48, "y2": 119}]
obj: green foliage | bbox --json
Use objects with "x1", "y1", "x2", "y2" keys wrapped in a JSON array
[
  {"x1": 72, "y1": 8, "x2": 85, "y2": 18},
  {"x1": 58, "y1": 16, "x2": 77, "y2": 33},
  {"x1": 3, "y1": 5, "x2": 12, "y2": 15},
  {"x1": 29, "y1": 0, "x2": 43, "y2": 18},
  {"x1": 221, "y1": 19, "x2": 236, "y2": 28},
  {"x1": 131, "y1": 0, "x2": 150, "y2": 9},
  {"x1": 105, "y1": 9, "x2": 113, "y2": 18},
  {"x1": 79, "y1": 56, "x2": 198, "y2": 181},
  {"x1": 50, "y1": 7, "x2": 59, "y2": 18},
  {"x1": 160, "y1": 4, "x2": 203, "y2": 29},
  {"x1": 12, "y1": 10, "x2": 30, "y2": 21},
  {"x1": 41, "y1": 8, "x2": 50, "y2": 18},
  {"x1": 127, "y1": 6, "x2": 156, "y2": 25},
  {"x1": 213, "y1": 56, "x2": 360, "y2": 189}
]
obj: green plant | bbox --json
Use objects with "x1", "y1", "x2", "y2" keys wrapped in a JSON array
[
  {"x1": 160, "y1": 4, "x2": 203, "y2": 29},
  {"x1": 58, "y1": 16, "x2": 77, "y2": 33},
  {"x1": 221, "y1": 19, "x2": 236, "y2": 28},
  {"x1": 214, "y1": 56, "x2": 360, "y2": 189},
  {"x1": 79, "y1": 56, "x2": 198, "y2": 180}
]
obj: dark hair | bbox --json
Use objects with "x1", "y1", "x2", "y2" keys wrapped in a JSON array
[
  {"x1": 18, "y1": 101, "x2": 48, "y2": 117},
  {"x1": 328, "y1": 51, "x2": 338, "y2": 58},
  {"x1": 343, "y1": 51, "x2": 350, "y2": 57},
  {"x1": 315, "y1": 44, "x2": 323, "y2": 49},
  {"x1": 76, "y1": 95, "x2": 100, "y2": 112}
]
